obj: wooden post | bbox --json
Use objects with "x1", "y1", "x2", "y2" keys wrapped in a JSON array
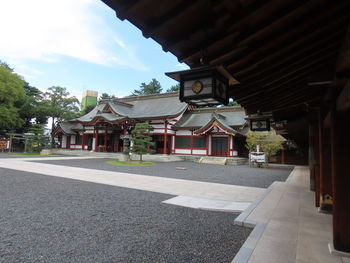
[
  {"x1": 123, "y1": 125, "x2": 127, "y2": 152},
  {"x1": 82, "y1": 134, "x2": 86, "y2": 151},
  {"x1": 227, "y1": 135, "x2": 230, "y2": 157},
  {"x1": 190, "y1": 131, "x2": 193, "y2": 155},
  {"x1": 331, "y1": 110, "x2": 350, "y2": 253},
  {"x1": 318, "y1": 110, "x2": 333, "y2": 212},
  {"x1": 94, "y1": 129, "x2": 98, "y2": 152},
  {"x1": 308, "y1": 115, "x2": 321, "y2": 208},
  {"x1": 163, "y1": 121, "x2": 167, "y2": 154}
]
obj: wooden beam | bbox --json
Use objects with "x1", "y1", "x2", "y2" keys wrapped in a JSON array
[
  {"x1": 336, "y1": 24, "x2": 350, "y2": 76},
  {"x1": 235, "y1": 51, "x2": 337, "y2": 103},
  {"x1": 178, "y1": 0, "x2": 309, "y2": 63},
  {"x1": 226, "y1": 2, "x2": 350, "y2": 73},
  {"x1": 142, "y1": 0, "x2": 205, "y2": 39}
]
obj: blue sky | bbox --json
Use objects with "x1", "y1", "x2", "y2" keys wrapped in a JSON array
[{"x1": 0, "y1": 0, "x2": 188, "y2": 100}]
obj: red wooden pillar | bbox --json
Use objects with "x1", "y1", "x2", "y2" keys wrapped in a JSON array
[
  {"x1": 318, "y1": 111, "x2": 333, "y2": 212},
  {"x1": 331, "y1": 110, "x2": 350, "y2": 253},
  {"x1": 190, "y1": 131, "x2": 193, "y2": 155},
  {"x1": 104, "y1": 127, "x2": 107, "y2": 152},
  {"x1": 308, "y1": 116, "x2": 320, "y2": 207},
  {"x1": 123, "y1": 125, "x2": 127, "y2": 152},
  {"x1": 227, "y1": 135, "x2": 230, "y2": 157},
  {"x1": 163, "y1": 121, "x2": 167, "y2": 154},
  {"x1": 94, "y1": 129, "x2": 98, "y2": 152},
  {"x1": 206, "y1": 135, "x2": 209, "y2": 156}
]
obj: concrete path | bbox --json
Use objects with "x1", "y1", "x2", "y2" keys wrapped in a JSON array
[
  {"x1": 0, "y1": 157, "x2": 264, "y2": 208},
  {"x1": 163, "y1": 196, "x2": 251, "y2": 212},
  {"x1": 232, "y1": 167, "x2": 349, "y2": 263}
]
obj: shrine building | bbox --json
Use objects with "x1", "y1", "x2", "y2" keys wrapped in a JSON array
[{"x1": 53, "y1": 92, "x2": 248, "y2": 157}]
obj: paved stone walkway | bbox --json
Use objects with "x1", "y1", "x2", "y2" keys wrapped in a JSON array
[
  {"x1": 0, "y1": 157, "x2": 264, "y2": 209},
  {"x1": 232, "y1": 166, "x2": 350, "y2": 263}
]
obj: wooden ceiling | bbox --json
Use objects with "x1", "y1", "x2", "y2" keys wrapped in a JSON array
[{"x1": 101, "y1": 0, "x2": 350, "y2": 142}]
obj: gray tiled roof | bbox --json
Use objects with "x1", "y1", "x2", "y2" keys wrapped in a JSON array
[
  {"x1": 58, "y1": 122, "x2": 83, "y2": 135},
  {"x1": 75, "y1": 93, "x2": 187, "y2": 122},
  {"x1": 172, "y1": 107, "x2": 247, "y2": 129}
]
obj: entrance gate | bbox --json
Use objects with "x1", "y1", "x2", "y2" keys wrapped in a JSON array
[{"x1": 211, "y1": 137, "x2": 228, "y2": 156}]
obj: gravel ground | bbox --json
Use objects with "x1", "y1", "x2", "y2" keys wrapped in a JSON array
[
  {"x1": 0, "y1": 168, "x2": 250, "y2": 263},
  {"x1": 33, "y1": 158, "x2": 293, "y2": 188}
]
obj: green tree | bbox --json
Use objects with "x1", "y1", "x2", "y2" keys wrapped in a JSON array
[
  {"x1": 131, "y1": 78, "x2": 162, "y2": 96},
  {"x1": 99, "y1": 93, "x2": 116, "y2": 100},
  {"x1": 246, "y1": 130, "x2": 284, "y2": 161},
  {"x1": 0, "y1": 62, "x2": 26, "y2": 134},
  {"x1": 227, "y1": 100, "x2": 240, "y2": 106},
  {"x1": 128, "y1": 122, "x2": 155, "y2": 161},
  {"x1": 166, "y1": 83, "x2": 180, "y2": 93},
  {"x1": 43, "y1": 86, "x2": 80, "y2": 143},
  {"x1": 26, "y1": 124, "x2": 48, "y2": 152},
  {"x1": 17, "y1": 83, "x2": 47, "y2": 132}
]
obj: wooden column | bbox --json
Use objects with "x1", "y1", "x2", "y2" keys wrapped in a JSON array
[
  {"x1": 163, "y1": 121, "x2": 167, "y2": 154},
  {"x1": 318, "y1": 111, "x2": 333, "y2": 212},
  {"x1": 94, "y1": 129, "x2": 98, "y2": 152},
  {"x1": 123, "y1": 125, "x2": 127, "y2": 152},
  {"x1": 308, "y1": 116, "x2": 320, "y2": 207},
  {"x1": 227, "y1": 135, "x2": 230, "y2": 157},
  {"x1": 331, "y1": 110, "x2": 350, "y2": 253}
]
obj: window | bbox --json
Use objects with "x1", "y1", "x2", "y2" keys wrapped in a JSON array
[
  {"x1": 175, "y1": 137, "x2": 191, "y2": 148},
  {"x1": 76, "y1": 134, "x2": 82, "y2": 145},
  {"x1": 193, "y1": 137, "x2": 206, "y2": 148}
]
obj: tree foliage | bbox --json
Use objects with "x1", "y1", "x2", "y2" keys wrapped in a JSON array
[
  {"x1": 131, "y1": 78, "x2": 162, "y2": 96},
  {"x1": 26, "y1": 124, "x2": 48, "y2": 152},
  {"x1": 246, "y1": 130, "x2": 284, "y2": 158},
  {"x1": 166, "y1": 83, "x2": 180, "y2": 93},
  {"x1": 0, "y1": 62, "x2": 26, "y2": 133},
  {"x1": 128, "y1": 122, "x2": 155, "y2": 161},
  {"x1": 42, "y1": 86, "x2": 80, "y2": 133},
  {"x1": 99, "y1": 93, "x2": 116, "y2": 100}
]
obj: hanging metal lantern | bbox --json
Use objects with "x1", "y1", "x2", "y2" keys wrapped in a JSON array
[
  {"x1": 166, "y1": 66, "x2": 236, "y2": 106},
  {"x1": 246, "y1": 115, "x2": 271, "y2": 131}
]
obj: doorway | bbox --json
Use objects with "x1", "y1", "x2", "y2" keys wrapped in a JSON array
[{"x1": 211, "y1": 137, "x2": 228, "y2": 156}]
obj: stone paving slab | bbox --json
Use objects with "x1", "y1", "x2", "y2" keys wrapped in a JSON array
[
  {"x1": 232, "y1": 166, "x2": 348, "y2": 263},
  {"x1": 162, "y1": 196, "x2": 251, "y2": 212},
  {"x1": 0, "y1": 158, "x2": 264, "y2": 203}
]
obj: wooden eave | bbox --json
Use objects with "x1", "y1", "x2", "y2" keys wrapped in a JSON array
[{"x1": 101, "y1": 0, "x2": 350, "y2": 143}]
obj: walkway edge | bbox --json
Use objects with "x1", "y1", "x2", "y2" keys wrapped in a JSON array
[{"x1": 231, "y1": 167, "x2": 296, "y2": 263}]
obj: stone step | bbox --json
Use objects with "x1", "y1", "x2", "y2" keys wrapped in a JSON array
[{"x1": 198, "y1": 157, "x2": 228, "y2": 165}]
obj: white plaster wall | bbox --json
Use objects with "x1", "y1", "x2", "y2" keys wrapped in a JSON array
[
  {"x1": 150, "y1": 124, "x2": 165, "y2": 129},
  {"x1": 151, "y1": 128, "x2": 165, "y2": 134},
  {"x1": 176, "y1": 130, "x2": 192, "y2": 136},
  {"x1": 84, "y1": 130, "x2": 94, "y2": 134},
  {"x1": 70, "y1": 135, "x2": 76, "y2": 144},
  {"x1": 70, "y1": 145, "x2": 82, "y2": 149},
  {"x1": 233, "y1": 150, "x2": 238, "y2": 156},
  {"x1": 166, "y1": 129, "x2": 175, "y2": 135},
  {"x1": 62, "y1": 135, "x2": 67, "y2": 148},
  {"x1": 175, "y1": 149, "x2": 191, "y2": 154},
  {"x1": 92, "y1": 137, "x2": 96, "y2": 151},
  {"x1": 172, "y1": 136, "x2": 175, "y2": 150},
  {"x1": 192, "y1": 149, "x2": 206, "y2": 155}
]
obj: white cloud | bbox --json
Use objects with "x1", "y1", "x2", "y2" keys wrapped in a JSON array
[
  {"x1": 177, "y1": 63, "x2": 189, "y2": 70},
  {"x1": 0, "y1": 0, "x2": 147, "y2": 70}
]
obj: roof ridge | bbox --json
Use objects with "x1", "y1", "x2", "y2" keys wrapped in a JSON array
[
  {"x1": 188, "y1": 106, "x2": 245, "y2": 113},
  {"x1": 118, "y1": 92, "x2": 179, "y2": 101}
]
